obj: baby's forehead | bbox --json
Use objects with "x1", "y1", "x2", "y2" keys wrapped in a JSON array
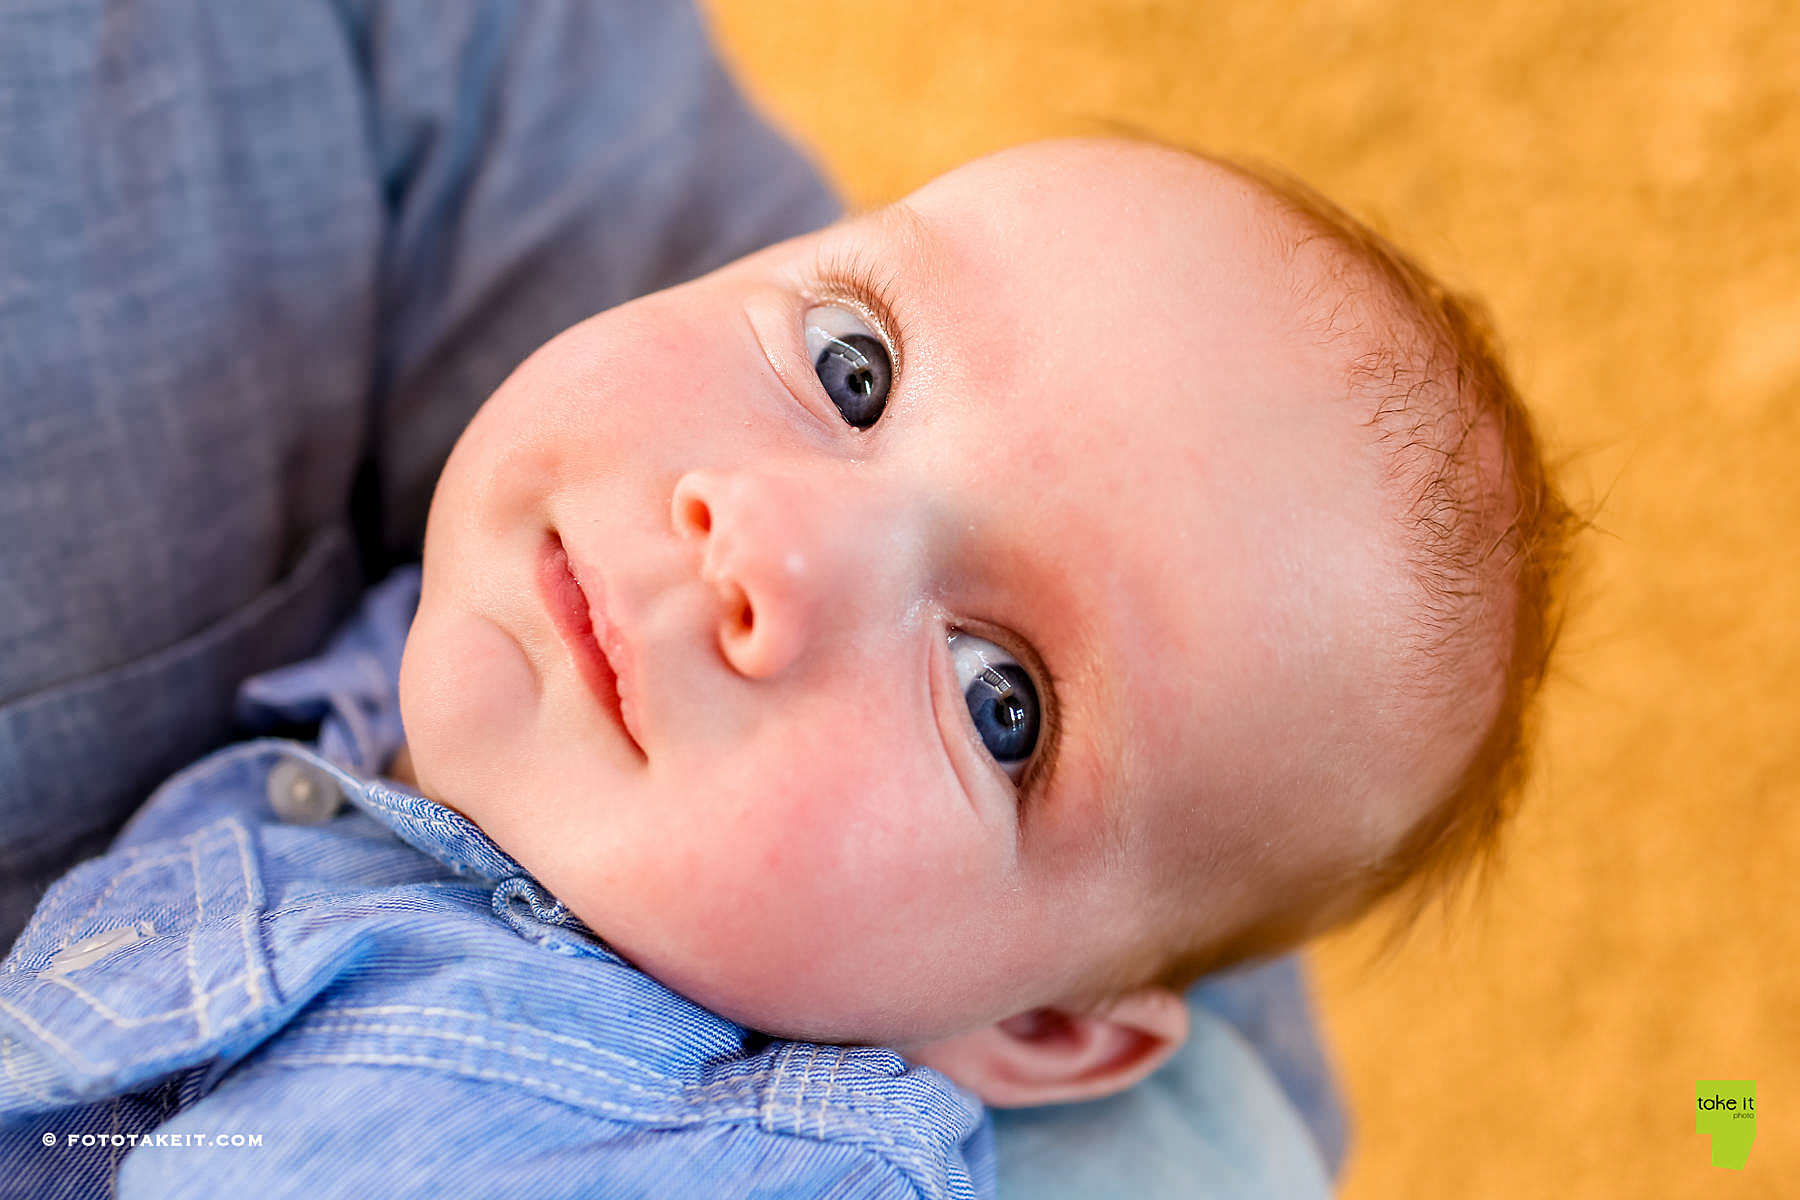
[
  {"x1": 793, "y1": 141, "x2": 1514, "y2": 950},
  {"x1": 841, "y1": 145, "x2": 1427, "y2": 877},
  {"x1": 901, "y1": 139, "x2": 1304, "y2": 341},
  {"x1": 865, "y1": 146, "x2": 1349, "y2": 470}
]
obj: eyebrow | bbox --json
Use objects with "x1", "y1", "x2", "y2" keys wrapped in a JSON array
[
  {"x1": 847, "y1": 198, "x2": 1130, "y2": 853},
  {"x1": 853, "y1": 196, "x2": 934, "y2": 243},
  {"x1": 846, "y1": 200, "x2": 953, "y2": 298}
]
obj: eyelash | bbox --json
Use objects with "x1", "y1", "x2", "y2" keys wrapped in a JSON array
[
  {"x1": 806, "y1": 244, "x2": 910, "y2": 373},
  {"x1": 799, "y1": 248, "x2": 1062, "y2": 810}
]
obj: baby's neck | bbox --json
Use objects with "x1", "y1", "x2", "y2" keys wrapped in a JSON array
[{"x1": 386, "y1": 741, "x2": 418, "y2": 788}]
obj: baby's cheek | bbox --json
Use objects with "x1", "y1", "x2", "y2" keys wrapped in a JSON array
[
  {"x1": 675, "y1": 753, "x2": 984, "y2": 1011},
  {"x1": 766, "y1": 747, "x2": 970, "y2": 895},
  {"x1": 398, "y1": 607, "x2": 536, "y2": 802}
]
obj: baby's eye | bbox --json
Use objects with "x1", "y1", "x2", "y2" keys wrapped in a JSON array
[
  {"x1": 803, "y1": 304, "x2": 891, "y2": 429},
  {"x1": 947, "y1": 630, "x2": 1041, "y2": 783}
]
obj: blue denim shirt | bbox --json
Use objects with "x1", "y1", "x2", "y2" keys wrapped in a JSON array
[
  {"x1": 0, "y1": 569, "x2": 994, "y2": 1198},
  {"x1": 0, "y1": 2, "x2": 1343, "y2": 1193}
]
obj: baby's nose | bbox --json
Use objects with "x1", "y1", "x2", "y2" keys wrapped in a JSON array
[{"x1": 670, "y1": 467, "x2": 874, "y2": 679}]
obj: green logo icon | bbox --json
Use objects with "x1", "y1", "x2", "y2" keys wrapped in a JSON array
[{"x1": 1695, "y1": 1080, "x2": 1755, "y2": 1169}]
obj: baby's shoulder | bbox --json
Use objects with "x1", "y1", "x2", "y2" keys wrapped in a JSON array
[{"x1": 0, "y1": 743, "x2": 489, "y2": 1096}]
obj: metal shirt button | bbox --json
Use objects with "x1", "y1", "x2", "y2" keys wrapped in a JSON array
[{"x1": 266, "y1": 757, "x2": 345, "y2": 824}]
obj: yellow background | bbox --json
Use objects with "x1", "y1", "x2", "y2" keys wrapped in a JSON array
[{"x1": 699, "y1": 1, "x2": 1798, "y2": 1194}]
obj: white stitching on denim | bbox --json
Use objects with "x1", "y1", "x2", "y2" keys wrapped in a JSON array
[
  {"x1": 0, "y1": 994, "x2": 96, "y2": 1067},
  {"x1": 227, "y1": 821, "x2": 268, "y2": 1007},
  {"x1": 808, "y1": 1043, "x2": 825, "y2": 1139},
  {"x1": 106, "y1": 739, "x2": 334, "y2": 865},
  {"x1": 172, "y1": 739, "x2": 291, "y2": 800},
  {"x1": 317, "y1": 1004, "x2": 670, "y2": 1077},
  {"x1": 266, "y1": 1049, "x2": 943, "y2": 1175},
  {"x1": 287, "y1": 1020, "x2": 679, "y2": 1101},
  {"x1": 1, "y1": 1034, "x2": 65, "y2": 1105},
  {"x1": 282, "y1": 1016, "x2": 787, "y2": 1107},
  {"x1": 23, "y1": 819, "x2": 270, "y2": 1037},
  {"x1": 761, "y1": 1096, "x2": 905, "y2": 1154},
  {"x1": 239, "y1": 910, "x2": 268, "y2": 1009},
  {"x1": 109, "y1": 742, "x2": 281, "y2": 844},
  {"x1": 0, "y1": 1013, "x2": 935, "y2": 1174},
  {"x1": 250, "y1": 884, "x2": 475, "y2": 924},
  {"x1": 50, "y1": 847, "x2": 187, "y2": 952},
  {"x1": 261, "y1": 1051, "x2": 762, "y2": 1122},
  {"x1": 39, "y1": 970, "x2": 248, "y2": 1028},
  {"x1": 0, "y1": 985, "x2": 945, "y2": 1144},
  {"x1": 766, "y1": 1042, "x2": 793, "y2": 1133},
  {"x1": 823, "y1": 1046, "x2": 846, "y2": 1142},
  {"x1": 44, "y1": 814, "x2": 242, "y2": 957},
  {"x1": 0, "y1": 975, "x2": 272, "y2": 1073},
  {"x1": 802, "y1": 1044, "x2": 821, "y2": 1133},
  {"x1": 185, "y1": 837, "x2": 210, "y2": 1039}
]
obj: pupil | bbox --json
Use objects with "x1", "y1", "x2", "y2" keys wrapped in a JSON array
[
  {"x1": 812, "y1": 331, "x2": 890, "y2": 428},
  {"x1": 964, "y1": 661, "x2": 1039, "y2": 765}
]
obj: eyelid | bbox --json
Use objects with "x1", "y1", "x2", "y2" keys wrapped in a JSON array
[
  {"x1": 804, "y1": 244, "x2": 908, "y2": 377},
  {"x1": 938, "y1": 617, "x2": 1062, "y2": 813},
  {"x1": 795, "y1": 250, "x2": 1063, "y2": 812}
]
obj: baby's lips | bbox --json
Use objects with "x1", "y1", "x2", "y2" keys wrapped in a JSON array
[
  {"x1": 567, "y1": 549, "x2": 647, "y2": 758},
  {"x1": 597, "y1": 611, "x2": 646, "y2": 755}
]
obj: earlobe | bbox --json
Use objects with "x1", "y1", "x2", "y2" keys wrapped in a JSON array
[{"x1": 897, "y1": 987, "x2": 1190, "y2": 1109}]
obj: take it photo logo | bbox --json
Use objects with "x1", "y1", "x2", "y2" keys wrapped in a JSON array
[{"x1": 1695, "y1": 1080, "x2": 1755, "y2": 1169}]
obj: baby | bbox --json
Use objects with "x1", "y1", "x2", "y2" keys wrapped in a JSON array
[{"x1": 0, "y1": 136, "x2": 1573, "y2": 1196}]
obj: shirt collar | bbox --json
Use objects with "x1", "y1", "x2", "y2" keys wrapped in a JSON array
[
  {"x1": 335, "y1": 751, "x2": 530, "y2": 882},
  {"x1": 265, "y1": 738, "x2": 627, "y2": 968},
  {"x1": 235, "y1": 564, "x2": 621, "y2": 956},
  {"x1": 231, "y1": 562, "x2": 516, "y2": 872}
]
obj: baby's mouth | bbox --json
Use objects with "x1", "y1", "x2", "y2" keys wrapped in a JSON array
[{"x1": 538, "y1": 530, "x2": 646, "y2": 760}]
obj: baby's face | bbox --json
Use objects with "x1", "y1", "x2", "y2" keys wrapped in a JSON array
[{"x1": 401, "y1": 138, "x2": 1456, "y2": 1047}]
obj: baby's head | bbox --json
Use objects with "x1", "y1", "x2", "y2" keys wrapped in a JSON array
[{"x1": 399, "y1": 136, "x2": 1576, "y2": 1106}]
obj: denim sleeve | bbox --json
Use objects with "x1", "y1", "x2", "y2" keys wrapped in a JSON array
[
  {"x1": 116, "y1": 1063, "x2": 922, "y2": 1200},
  {"x1": 339, "y1": 0, "x2": 846, "y2": 570},
  {"x1": 0, "y1": 0, "x2": 841, "y2": 948}
]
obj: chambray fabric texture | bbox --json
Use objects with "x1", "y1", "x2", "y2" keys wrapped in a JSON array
[
  {"x1": 0, "y1": 569, "x2": 997, "y2": 1199},
  {"x1": 0, "y1": 0, "x2": 846, "y2": 947},
  {"x1": 0, "y1": 568, "x2": 1337, "y2": 1198},
  {"x1": 0, "y1": 0, "x2": 1347, "y2": 1191}
]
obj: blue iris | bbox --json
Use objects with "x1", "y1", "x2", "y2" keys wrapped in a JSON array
[
  {"x1": 812, "y1": 332, "x2": 890, "y2": 428},
  {"x1": 964, "y1": 662, "x2": 1039, "y2": 766}
]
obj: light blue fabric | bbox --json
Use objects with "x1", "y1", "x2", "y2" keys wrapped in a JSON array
[
  {"x1": 0, "y1": 0, "x2": 845, "y2": 945},
  {"x1": 993, "y1": 958, "x2": 1348, "y2": 1196},
  {"x1": 1189, "y1": 954, "x2": 1349, "y2": 1176},
  {"x1": 0, "y1": 0, "x2": 1350, "y2": 1192},
  {"x1": 991, "y1": 1014, "x2": 1332, "y2": 1199},
  {"x1": 1, "y1": 568, "x2": 1335, "y2": 1197},
  {"x1": 0, "y1": 571, "x2": 995, "y2": 1198}
]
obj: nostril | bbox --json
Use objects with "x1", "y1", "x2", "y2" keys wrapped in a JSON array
[
  {"x1": 679, "y1": 494, "x2": 711, "y2": 536},
  {"x1": 724, "y1": 582, "x2": 753, "y2": 635}
]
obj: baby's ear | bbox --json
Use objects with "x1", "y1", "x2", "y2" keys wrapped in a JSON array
[{"x1": 895, "y1": 987, "x2": 1189, "y2": 1108}]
